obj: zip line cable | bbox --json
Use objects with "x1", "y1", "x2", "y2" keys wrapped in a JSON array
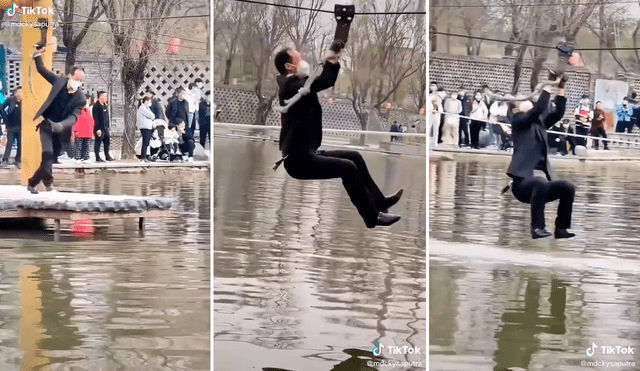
[
  {"x1": 226, "y1": 0, "x2": 426, "y2": 15},
  {"x1": 430, "y1": 0, "x2": 639, "y2": 8},
  {"x1": 430, "y1": 31, "x2": 640, "y2": 51},
  {"x1": 55, "y1": 8, "x2": 208, "y2": 46}
]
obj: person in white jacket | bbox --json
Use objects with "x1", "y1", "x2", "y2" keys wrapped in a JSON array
[
  {"x1": 442, "y1": 92, "x2": 462, "y2": 147},
  {"x1": 137, "y1": 96, "x2": 156, "y2": 162},
  {"x1": 429, "y1": 90, "x2": 442, "y2": 147},
  {"x1": 469, "y1": 91, "x2": 488, "y2": 149},
  {"x1": 489, "y1": 95, "x2": 509, "y2": 149}
]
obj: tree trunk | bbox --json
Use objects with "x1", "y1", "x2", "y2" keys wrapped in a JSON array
[
  {"x1": 430, "y1": 25, "x2": 437, "y2": 52},
  {"x1": 223, "y1": 58, "x2": 233, "y2": 85},
  {"x1": 121, "y1": 74, "x2": 138, "y2": 159},
  {"x1": 598, "y1": 3, "x2": 605, "y2": 77},
  {"x1": 530, "y1": 47, "x2": 546, "y2": 91},
  {"x1": 633, "y1": 20, "x2": 640, "y2": 63},
  {"x1": 65, "y1": 45, "x2": 77, "y2": 75},
  {"x1": 446, "y1": 22, "x2": 451, "y2": 55},
  {"x1": 512, "y1": 44, "x2": 528, "y2": 95}
]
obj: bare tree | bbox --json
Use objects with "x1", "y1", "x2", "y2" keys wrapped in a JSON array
[
  {"x1": 238, "y1": 3, "x2": 286, "y2": 125},
  {"x1": 586, "y1": 1, "x2": 629, "y2": 75},
  {"x1": 54, "y1": 0, "x2": 106, "y2": 74},
  {"x1": 345, "y1": 0, "x2": 424, "y2": 139},
  {"x1": 99, "y1": 0, "x2": 187, "y2": 158},
  {"x1": 215, "y1": 1, "x2": 246, "y2": 85},
  {"x1": 278, "y1": 0, "x2": 327, "y2": 59}
]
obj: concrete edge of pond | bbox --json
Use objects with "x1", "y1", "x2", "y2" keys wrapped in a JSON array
[
  {"x1": 0, "y1": 161, "x2": 211, "y2": 174},
  {"x1": 430, "y1": 148, "x2": 640, "y2": 162}
]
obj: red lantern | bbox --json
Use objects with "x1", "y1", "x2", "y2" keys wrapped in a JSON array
[
  {"x1": 568, "y1": 53, "x2": 580, "y2": 66},
  {"x1": 419, "y1": 107, "x2": 425, "y2": 115},
  {"x1": 232, "y1": 78, "x2": 238, "y2": 86},
  {"x1": 384, "y1": 102, "x2": 392, "y2": 110},
  {"x1": 327, "y1": 97, "x2": 333, "y2": 104},
  {"x1": 167, "y1": 38, "x2": 181, "y2": 54}
]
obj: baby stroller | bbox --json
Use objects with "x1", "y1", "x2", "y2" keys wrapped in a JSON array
[{"x1": 153, "y1": 120, "x2": 183, "y2": 162}]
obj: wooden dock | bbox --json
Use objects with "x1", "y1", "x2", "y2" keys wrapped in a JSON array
[{"x1": 0, "y1": 185, "x2": 173, "y2": 239}]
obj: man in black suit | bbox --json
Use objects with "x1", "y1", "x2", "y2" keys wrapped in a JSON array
[
  {"x1": 147, "y1": 90, "x2": 165, "y2": 121},
  {"x1": 28, "y1": 47, "x2": 87, "y2": 193},
  {"x1": 93, "y1": 91, "x2": 114, "y2": 162},
  {"x1": 166, "y1": 87, "x2": 190, "y2": 127},
  {"x1": 506, "y1": 74, "x2": 576, "y2": 239},
  {"x1": 273, "y1": 47, "x2": 403, "y2": 228},
  {"x1": 198, "y1": 90, "x2": 210, "y2": 148},
  {"x1": 1, "y1": 87, "x2": 22, "y2": 167}
]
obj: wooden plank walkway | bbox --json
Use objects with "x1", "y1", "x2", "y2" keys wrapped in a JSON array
[{"x1": 0, "y1": 186, "x2": 173, "y2": 239}]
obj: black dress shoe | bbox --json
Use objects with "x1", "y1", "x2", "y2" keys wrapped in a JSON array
[
  {"x1": 554, "y1": 228, "x2": 575, "y2": 239},
  {"x1": 374, "y1": 212, "x2": 401, "y2": 227},
  {"x1": 27, "y1": 185, "x2": 38, "y2": 194},
  {"x1": 378, "y1": 189, "x2": 404, "y2": 212},
  {"x1": 96, "y1": 157, "x2": 105, "y2": 163},
  {"x1": 106, "y1": 156, "x2": 115, "y2": 161},
  {"x1": 531, "y1": 228, "x2": 552, "y2": 239}
]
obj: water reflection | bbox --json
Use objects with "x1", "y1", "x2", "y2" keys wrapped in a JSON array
[
  {"x1": 0, "y1": 172, "x2": 210, "y2": 370},
  {"x1": 430, "y1": 157, "x2": 640, "y2": 371},
  {"x1": 214, "y1": 138, "x2": 427, "y2": 370}
]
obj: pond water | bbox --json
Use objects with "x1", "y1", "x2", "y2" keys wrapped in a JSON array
[
  {"x1": 429, "y1": 155, "x2": 640, "y2": 371},
  {"x1": 214, "y1": 138, "x2": 427, "y2": 371},
  {"x1": 0, "y1": 170, "x2": 210, "y2": 370}
]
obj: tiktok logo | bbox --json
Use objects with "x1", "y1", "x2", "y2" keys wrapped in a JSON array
[
  {"x1": 586, "y1": 343, "x2": 598, "y2": 357},
  {"x1": 372, "y1": 342, "x2": 385, "y2": 356},
  {"x1": 6, "y1": 2, "x2": 17, "y2": 17}
]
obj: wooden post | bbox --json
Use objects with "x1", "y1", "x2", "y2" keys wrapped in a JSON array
[{"x1": 20, "y1": 0, "x2": 54, "y2": 186}]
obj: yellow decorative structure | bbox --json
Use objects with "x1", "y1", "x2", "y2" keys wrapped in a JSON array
[{"x1": 1, "y1": 0, "x2": 54, "y2": 186}]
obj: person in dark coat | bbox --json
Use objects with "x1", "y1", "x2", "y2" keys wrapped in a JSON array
[
  {"x1": 506, "y1": 75, "x2": 576, "y2": 239},
  {"x1": 28, "y1": 47, "x2": 87, "y2": 193},
  {"x1": 273, "y1": 47, "x2": 403, "y2": 228},
  {"x1": 92, "y1": 91, "x2": 114, "y2": 162},
  {"x1": 459, "y1": 89, "x2": 472, "y2": 147},
  {"x1": 166, "y1": 87, "x2": 190, "y2": 127},
  {"x1": 389, "y1": 121, "x2": 399, "y2": 142},
  {"x1": 147, "y1": 90, "x2": 165, "y2": 121},
  {"x1": 198, "y1": 90, "x2": 211, "y2": 148},
  {"x1": 1, "y1": 87, "x2": 22, "y2": 167},
  {"x1": 590, "y1": 101, "x2": 609, "y2": 150}
]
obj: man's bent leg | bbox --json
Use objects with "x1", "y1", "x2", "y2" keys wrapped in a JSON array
[
  {"x1": 512, "y1": 177, "x2": 549, "y2": 229},
  {"x1": 545, "y1": 180, "x2": 575, "y2": 229},
  {"x1": 30, "y1": 128, "x2": 55, "y2": 187},
  {"x1": 284, "y1": 154, "x2": 380, "y2": 227},
  {"x1": 318, "y1": 150, "x2": 386, "y2": 209}
]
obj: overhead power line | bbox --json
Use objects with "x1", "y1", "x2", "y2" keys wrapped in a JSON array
[
  {"x1": 83, "y1": 27, "x2": 209, "y2": 52},
  {"x1": 431, "y1": 31, "x2": 640, "y2": 51},
  {"x1": 227, "y1": 0, "x2": 426, "y2": 15},
  {"x1": 55, "y1": 8, "x2": 208, "y2": 46},
  {"x1": 430, "y1": 0, "x2": 638, "y2": 8}
]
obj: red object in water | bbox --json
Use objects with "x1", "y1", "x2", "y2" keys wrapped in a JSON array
[
  {"x1": 167, "y1": 38, "x2": 181, "y2": 54},
  {"x1": 72, "y1": 219, "x2": 94, "y2": 237}
]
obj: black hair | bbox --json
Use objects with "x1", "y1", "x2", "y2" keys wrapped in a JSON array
[
  {"x1": 194, "y1": 78, "x2": 204, "y2": 84},
  {"x1": 13, "y1": 86, "x2": 22, "y2": 94},
  {"x1": 582, "y1": 94, "x2": 589, "y2": 99},
  {"x1": 275, "y1": 48, "x2": 292, "y2": 75},
  {"x1": 71, "y1": 66, "x2": 84, "y2": 74},
  {"x1": 430, "y1": 81, "x2": 438, "y2": 86},
  {"x1": 188, "y1": 82, "x2": 197, "y2": 90},
  {"x1": 97, "y1": 91, "x2": 107, "y2": 98},
  {"x1": 595, "y1": 101, "x2": 602, "y2": 105},
  {"x1": 205, "y1": 90, "x2": 211, "y2": 96},
  {"x1": 175, "y1": 87, "x2": 185, "y2": 95}
]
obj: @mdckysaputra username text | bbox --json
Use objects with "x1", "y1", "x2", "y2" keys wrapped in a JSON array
[{"x1": 1, "y1": 21, "x2": 59, "y2": 28}]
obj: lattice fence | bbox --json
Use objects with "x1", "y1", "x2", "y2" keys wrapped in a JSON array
[
  {"x1": 429, "y1": 54, "x2": 592, "y2": 122},
  {"x1": 5, "y1": 54, "x2": 210, "y2": 131},
  {"x1": 213, "y1": 85, "x2": 419, "y2": 137}
]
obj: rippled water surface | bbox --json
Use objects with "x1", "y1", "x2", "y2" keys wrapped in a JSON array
[
  {"x1": 429, "y1": 155, "x2": 640, "y2": 371},
  {"x1": 214, "y1": 138, "x2": 427, "y2": 370},
  {"x1": 0, "y1": 170, "x2": 210, "y2": 370}
]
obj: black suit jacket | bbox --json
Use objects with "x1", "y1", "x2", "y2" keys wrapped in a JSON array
[
  {"x1": 507, "y1": 90, "x2": 567, "y2": 181},
  {"x1": 92, "y1": 102, "x2": 110, "y2": 134},
  {"x1": 33, "y1": 56, "x2": 86, "y2": 127},
  {"x1": 199, "y1": 101, "x2": 210, "y2": 127},
  {"x1": 166, "y1": 97, "x2": 189, "y2": 126},
  {"x1": 276, "y1": 62, "x2": 340, "y2": 156}
]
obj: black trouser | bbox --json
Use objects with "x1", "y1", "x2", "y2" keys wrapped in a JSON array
[
  {"x1": 616, "y1": 120, "x2": 631, "y2": 133},
  {"x1": 95, "y1": 130, "x2": 111, "y2": 158},
  {"x1": 470, "y1": 120, "x2": 484, "y2": 148},
  {"x1": 437, "y1": 113, "x2": 445, "y2": 144},
  {"x1": 52, "y1": 132, "x2": 61, "y2": 162},
  {"x1": 179, "y1": 138, "x2": 195, "y2": 158},
  {"x1": 591, "y1": 127, "x2": 608, "y2": 149},
  {"x1": 3, "y1": 129, "x2": 20, "y2": 163},
  {"x1": 575, "y1": 124, "x2": 589, "y2": 146},
  {"x1": 199, "y1": 124, "x2": 210, "y2": 148},
  {"x1": 459, "y1": 118, "x2": 470, "y2": 146},
  {"x1": 550, "y1": 138, "x2": 568, "y2": 155},
  {"x1": 284, "y1": 150, "x2": 385, "y2": 228},
  {"x1": 511, "y1": 176, "x2": 575, "y2": 230},
  {"x1": 140, "y1": 129, "x2": 152, "y2": 158},
  {"x1": 29, "y1": 122, "x2": 55, "y2": 188},
  {"x1": 75, "y1": 138, "x2": 92, "y2": 160}
]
